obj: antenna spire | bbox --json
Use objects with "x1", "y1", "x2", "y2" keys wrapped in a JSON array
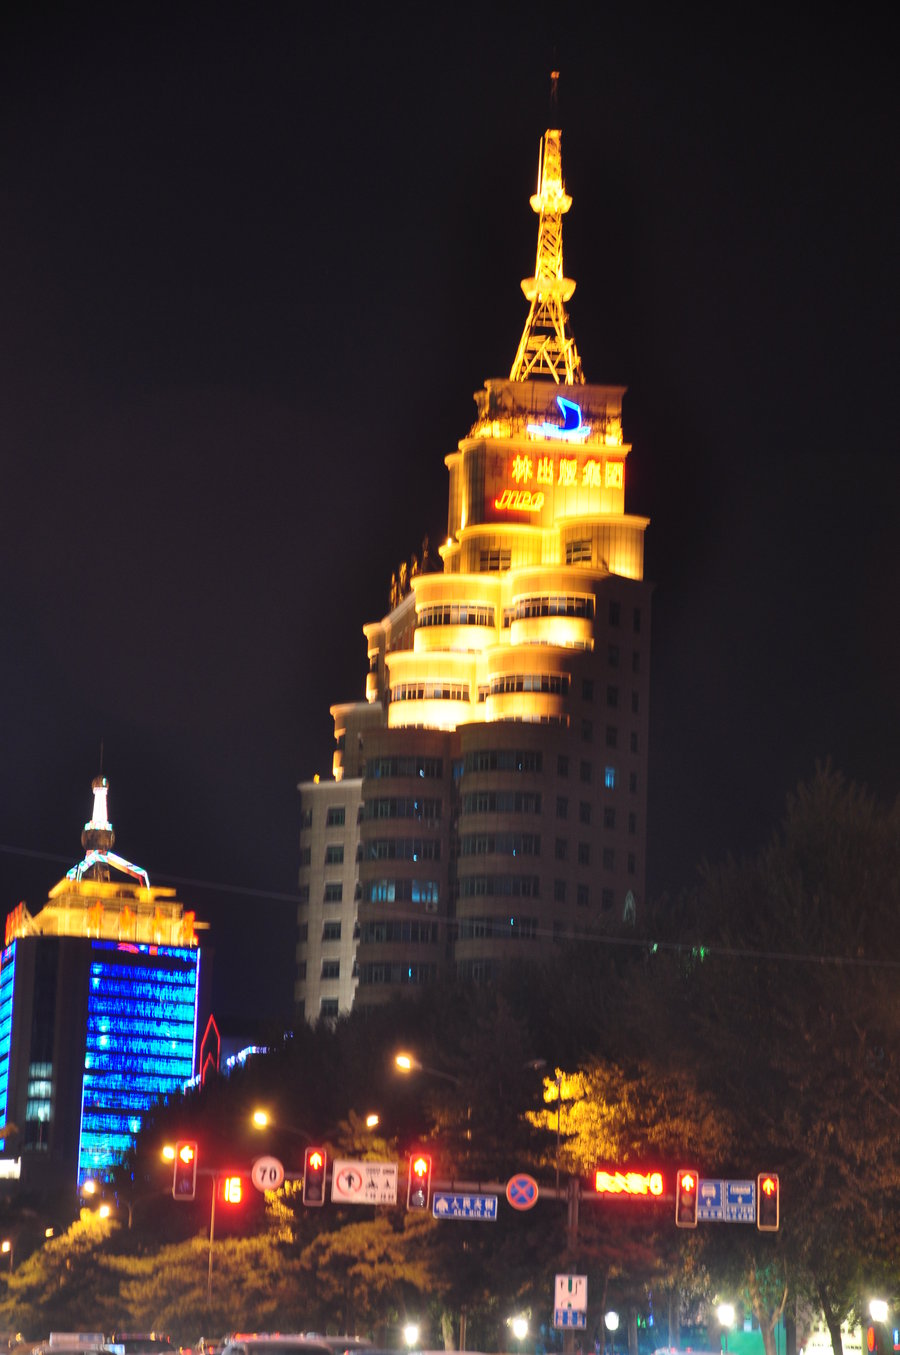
[{"x1": 510, "y1": 75, "x2": 583, "y2": 385}]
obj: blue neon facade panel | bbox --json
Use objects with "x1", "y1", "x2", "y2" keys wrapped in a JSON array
[
  {"x1": 77, "y1": 940, "x2": 199, "y2": 1183},
  {"x1": 0, "y1": 943, "x2": 15, "y2": 1151}
]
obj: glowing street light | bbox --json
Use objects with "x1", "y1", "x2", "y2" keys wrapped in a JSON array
[
  {"x1": 870, "y1": 1301, "x2": 889, "y2": 1324},
  {"x1": 403, "y1": 1325, "x2": 420, "y2": 1349},
  {"x1": 604, "y1": 1313, "x2": 619, "y2": 1333},
  {"x1": 1, "y1": 1239, "x2": 12, "y2": 1272},
  {"x1": 394, "y1": 1051, "x2": 461, "y2": 1086},
  {"x1": 98, "y1": 1203, "x2": 112, "y2": 1219},
  {"x1": 365, "y1": 1113, "x2": 380, "y2": 1129},
  {"x1": 511, "y1": 1316, "x2": 528, "y2": 1343},
  {"x1": 717, "y1": 1303, "x2": 735, "y2": 1354},
  {"x1": 252, "y1": 1109, "x2": 269, "y2": 1129}
]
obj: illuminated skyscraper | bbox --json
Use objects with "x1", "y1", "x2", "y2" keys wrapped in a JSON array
[
  {"x1": 0, "y1": 777, "x2": 205, "y2": 1193},
  {"x1": 297, "y1": 112, "x2": 650, "y2": 1019}
]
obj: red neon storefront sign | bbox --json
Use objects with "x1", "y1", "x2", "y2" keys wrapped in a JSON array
[{"x1": 594, "y1": 1169, "x2": 664, "y2": 1196}]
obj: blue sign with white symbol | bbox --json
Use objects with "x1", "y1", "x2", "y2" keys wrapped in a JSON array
[
  {"x1": 554, "y1": 1311, "x2": 587, "y2": 1330},
  {"x1": 432, "y1": 1192, "x2": 498, "y2": 1221},
  {"x1": 698, "y1": 1179, "x2": 756, "y2": 1222}
]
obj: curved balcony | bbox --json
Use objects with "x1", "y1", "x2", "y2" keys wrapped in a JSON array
[{"x1": 509, "y1": 615, "x2": 594, "y2": 650}]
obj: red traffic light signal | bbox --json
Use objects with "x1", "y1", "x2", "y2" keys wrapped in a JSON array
[
  {"x1": 407, "y1": 1153, "x2": 432, "y2": 1211},
  {"x1": 172, "y1": 1140, "x2": 198, "y2": 1200},
  {"x1": 757, "y1": 1173, "x2": 780, "y2": 1231},
  {"x1": 303, "y1": 1147, "x2": 327, "y2": 1206},
  {"x1": 221, "y1": 1175, "x2": 243, "y2": 1205},
  {"x1": 675, "y1": 1168, "x2": 699, "y2": 1228}
]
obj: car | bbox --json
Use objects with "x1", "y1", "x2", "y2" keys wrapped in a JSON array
[
  {"x1": 220, "y1": 1339, "x2": 334, "y2": 1355},
  {"x1": 106, "y1": 1337, "x2": 174, "y2": 1355}
]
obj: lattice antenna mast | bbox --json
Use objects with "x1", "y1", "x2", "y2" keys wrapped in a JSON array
[{"x1": 510, "y1": 81, "x2": 583, "y2": 385}]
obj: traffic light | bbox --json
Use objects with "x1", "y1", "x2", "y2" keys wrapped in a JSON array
[
  {"x1": 757, "y1": 1173, "x2": 780, "y2": 1231},
  {"x1": 172, "y1": 1140, "x2": 198, "y2": 1200},
  {"x1": 675, "y1": 1168, "x2": 698, "y2": 1228},
  {"x1": 221, "y1": 1175, "x2": 243, "y2": 1205},
  {"x1": 303, "y1": 1147, "x2": 327, "y2": 1206},
  {"x1": 407, "y1": 1153, "x2": 432, "y2": 1211}
]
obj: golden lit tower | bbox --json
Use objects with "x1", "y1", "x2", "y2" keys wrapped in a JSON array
[
  {"x1": 509, "y1": 82, "x2": 583, "y2": 385},
  {"x1": 296, "y1": 93, "x2": 650, "y2": 1020}
]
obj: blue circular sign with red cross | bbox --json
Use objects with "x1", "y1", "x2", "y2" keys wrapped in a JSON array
[{"x1": 506, "y1": 1173, "x2": 539, "y2": 1210}]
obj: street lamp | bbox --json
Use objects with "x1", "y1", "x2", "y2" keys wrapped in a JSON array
[
  {"x1": 365, "y1": 1113, "x2": 380, "y2": 1129},
  {"x1": 403, "y1": 1325, "x2": 420, "y2": 1350},
  {"x1": 511, "y1": 1316, "x2": 528, "y2": 1348},
  {"x1": 870, "y1": 1302, "x2": 889, "y2": 1325},
  {"x1": 394, "y1": 1051, "x2": 461, "y2": 1086},
  {"x1": 717, "y1": 1304, "x2": 735, "y2": 1354},
  {"x1": 1, "y1": 1239, "x2": 12, "y2": 1273}
]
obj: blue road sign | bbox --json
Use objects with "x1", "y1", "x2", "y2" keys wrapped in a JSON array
[
  {"x1": 698, "y1": 1179, "x2": 757, "y2": 1222},
  {"x1": 432, "y1": 1192, "x2": 498, "y2": 1221},
  {"x1": 554, "y1": 1311, "x2": 587, "y2": 1330}
]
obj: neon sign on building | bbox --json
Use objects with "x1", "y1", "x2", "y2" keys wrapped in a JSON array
[{"x1": 527, "y1": 396, "x2": 592, "y2": 441}]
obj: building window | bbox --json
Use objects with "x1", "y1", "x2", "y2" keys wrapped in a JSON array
[
  {"x1": 555, "y1": 838, "x2": 568, "y2": 861},
  {"x1": 632, "y1": 650, "x2": 640, "y2": 674},
  {"x1": 324, "y1": 882, "x2": 343, "y2": 903},
  {"x1": 582, "y1": 679, "x2": 594, "y2": 702},
  {"x1": 628, "y1": 732, "x2": 637, "y2": 754},
  {"x1": 605, "y1": 766, "x2": 618, "y2": 790},
  {"x1": 578, "y1": 842, "x2": 590, "y2": 866},
  {"x1": 320, "y1": 998, "x2": 339, "y2": 1018},
  {"x1": 602, "y1": 887, "x2": 614, "y2": 911},
  {"x1": 299, "y1": 847, "x2": 311, "y2": 867},
  {"x1": 609, "y1": 601, "x2": 620, "y2": 626},
  {"x1": 606, "y1": 726, "x2": 618, "y2": 749},
  {"x1": 557, "y1": 754, "x2": 569, "y2": 777},
  {"x1": 579, "y1": 801, "x2": 591, "y2": 825},
  {"x1": 631, "y1": 691, "x2": 640, "y2": 714},
  {"x1": 603, "y1": 847, "x2": 615, "y2": 870},
  {"x1": 633, "y1": 607, "x2": 641, "y2": 633},
  {"x1": 581, "y1": 719, "x2": 592, "y2": 743},
  {"x1": 554, "y1": 879, "x2": 567, "y2": 902},
  {"x1": 480, "y1": 548, "x2": 511, "y2": 571},
  {"x1": 326, "y1": 805, "x2": 346, "y2": 827},
  {"x1": 553, "y1": 920, "x2": 565, "y2": 942},
  {"x1": 580, "y1": 761, "x2": 592, "y2": 784},
  {"x1": 577, "y1": 883, "x2": 589, "y2": 908},
  {"x1": 629, "y1": 772, "x2": 637, "y2": 793},
  {"x1": 628, "y1": 812, "x2": 637, "y2": 835},
  {"x1": 300, "y1": 808, "x2": 313, "y2": 828},
  {"x1": 321, "y1": 960, "x2": 340, "y2": 980},
  {"x1": 608, "y1": 644, "x2": 620, "y2": 668},
  {"x1": 604, "y1": 807, "x2": 616, "y2": 829},
  {"x1": 628, "y1": 853, "x2": 636, "y2": 875},
  {"x1": 322, "y1": 922, "x2": 342, "y2": 942},
  {"x1": 324, "y1": 844, "x2": 344, "y2": 866},
  {"x1": 565, "y1": 539, "x2": 592, "y2": 565},
  {"x1": 607, "y1": 685, "x2": 619, "y2": 708},
  {"x1": 297, "y1": 884, "x2": 309, "y2": 903},
  {"x1": 556, "y1": 796, "x2": 568, "y2": 820}
]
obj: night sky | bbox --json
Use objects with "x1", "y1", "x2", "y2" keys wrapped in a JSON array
[{"x1": 1, "y1": 5, "x2": 897, "y2": 1025}]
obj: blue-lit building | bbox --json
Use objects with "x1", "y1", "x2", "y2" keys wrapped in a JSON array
[{"x1": 0, "y1": 777, "x2": 207, "y2": 1195}]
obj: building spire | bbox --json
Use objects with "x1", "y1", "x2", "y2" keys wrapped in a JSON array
[
  {"x1": 510, "y1": 74, "x2": 583, "y2": 386},
  {"x1": 81, "y1": 773, "x2": 115, "y2": 869}
]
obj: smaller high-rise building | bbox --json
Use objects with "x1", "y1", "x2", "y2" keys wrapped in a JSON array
[{"x1": 0, "y1": 776, "x2": 206, "y2": 1194}]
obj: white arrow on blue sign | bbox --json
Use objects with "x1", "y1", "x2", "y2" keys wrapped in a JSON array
[{"x1": 432, "y1": 1192, "x2": 498, "y2": 1221}]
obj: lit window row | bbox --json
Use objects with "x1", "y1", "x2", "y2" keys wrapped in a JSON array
[
  {"x1": 489, "y1": 673, "x2": 570, "y2": 695},
  {"x1": 454, "y1": 915, "x2": 537, "y2": 940},
  {"x1": 357, "y1": 962, "x2": 437, "y2": 986},
  {"x1": 418, "y1": 603, "x2": 495, "y2": 628},
  {"x1": 391, "y1": 681, "x2": 470, "y2": 702},
  {"x1": 362, "y1": 879, "x2": 440, "y2": 904},
  {"x1": 512, "y1": 594, "x2": 595, "y2": 620}
]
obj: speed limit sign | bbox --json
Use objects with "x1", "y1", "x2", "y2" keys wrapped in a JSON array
[{"x1": 251, "y1": 1155, "x2": 285, "y2": 1192}]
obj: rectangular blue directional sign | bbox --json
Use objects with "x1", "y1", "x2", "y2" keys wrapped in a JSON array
[
  {"x1": 432, "y1": 1192, "x2": 498, "y2": 1221},
  {"x1": 554, "y1": 1311, "x2": 587, "y2": 1330},
  {"x1": 698, "y1": 1179, "x2": 756, "y2": 1222}
]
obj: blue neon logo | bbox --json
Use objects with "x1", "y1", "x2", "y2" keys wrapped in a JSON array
[{"x1": 527, "y1": 397, "x2": 591, "y2": 442}]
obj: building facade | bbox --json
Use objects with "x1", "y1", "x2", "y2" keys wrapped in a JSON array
[
  {"x1": 296, "y1": 118, "x2": 650, "y2": 1019},
  {"x1": 0, "y1": 777, "x2": 205, "y2": 1194}
]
